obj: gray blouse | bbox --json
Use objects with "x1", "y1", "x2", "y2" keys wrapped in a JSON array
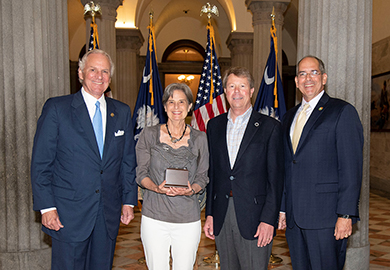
[{"x1": 136, "y1": 124, "x2": 209, "y2": 223}]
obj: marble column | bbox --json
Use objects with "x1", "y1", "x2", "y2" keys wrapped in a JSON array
[
  {"x1": 226, "y1": 32, "x2": 254, "y2": 75},
  {"x1": 116, "y1": 28, "x2": 144, "y2": 112},
  {"x1": 81, "y1": 0, "x2": 123, "y2": 92},
  {"x1": 0, "y1": 0, "x2": 69, "y2": 269},
  {"x1": 245, "y1": 0, "x2": 290, "y2": 93},
  {"x1": 296, "y1": 0, "x2": 372, "y2": 269}
]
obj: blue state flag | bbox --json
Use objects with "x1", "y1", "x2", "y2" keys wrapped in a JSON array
[
  {"x1": 132, "y1": 26, "x2": 166, "y2": 142},
  {"x1": 254, "y1": 29, "x2": 286, "y2": 121}
]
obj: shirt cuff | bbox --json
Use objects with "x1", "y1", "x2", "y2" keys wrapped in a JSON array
[{"x1": 41, "y1": 207, "x2": 57, "y2": 214}]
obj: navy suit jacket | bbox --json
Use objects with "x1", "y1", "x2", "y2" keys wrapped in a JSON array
[
  {"x1": 281, "y1": 92, "x2": 363, "y2": 229},
  {"x1": 31, "y1": 90, "x2": 138, "y2": 242},
  {"x1": 206, "y1": 110, "x2": 284, "y2": 240}
]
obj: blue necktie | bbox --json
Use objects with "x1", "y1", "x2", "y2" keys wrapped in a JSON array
[{"x1": 93, "y1": 101, "x2": 103, "y2": 158}]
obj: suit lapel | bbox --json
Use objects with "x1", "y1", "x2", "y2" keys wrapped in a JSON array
[
  {"x1": 103, "y1": 98, "x2": 118, "y2": 161},
  {"x1": 233, "y1": 111, "x2": 262, "y2": 169},
  {"x1": 71, "y1": 91, "x2": 101, "y2": 159},
  {"x1": 213, "y1": 114, "x2": 231, "y2": 171},
  {"x1": 295, "y1": 93, "x2": 330, "y2": 153}
]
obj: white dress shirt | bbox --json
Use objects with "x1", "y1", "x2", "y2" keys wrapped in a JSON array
[{"x1": 290, "y1": 90, "x2": 325, "y2": 140}]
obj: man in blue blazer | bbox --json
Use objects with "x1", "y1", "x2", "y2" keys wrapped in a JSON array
[
  {"x1": 203, "y1": 67, "x2": 284, "y2": 270},
  {"x1": 31, "y1": 49, "x2": 138, "y2": 270},
  {"x1": 278, "y1": 56, "x2": 363, "y2": 270}
]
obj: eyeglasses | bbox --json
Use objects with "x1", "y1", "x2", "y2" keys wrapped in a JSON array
[{"x1": 298, "y1": 70, "x2": 321, "y2": 78}]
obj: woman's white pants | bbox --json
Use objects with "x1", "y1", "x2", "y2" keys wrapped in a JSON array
[{"x1": 140, "y1": 215, "x2": 201, "y2": 270}]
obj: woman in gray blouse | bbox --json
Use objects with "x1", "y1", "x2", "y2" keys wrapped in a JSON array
[{"x1": 135, "y1": 83, "x2": 209, "y2": 270}]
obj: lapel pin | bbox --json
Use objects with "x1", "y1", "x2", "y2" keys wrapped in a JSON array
[
  {"x1": 318, "y1": 107, "x2": 323, "y2": 111},
  {"x1": 254, "y1": 122, "x2": 259, "y2": 127},
  {"x1": 110, "y1": 113, "x2": 115, "y2": 117}
]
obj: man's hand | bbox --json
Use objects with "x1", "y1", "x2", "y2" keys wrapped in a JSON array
[
  {"x1": 203, "y1": 216, "x2": 215, "y2": 240},
  {"x1": 42, "y1": 210, "x2": 64, "y2": 231},
  {"x1": 121, "y1": 205, "x2": 134, "y2": 225},
  {"x1": 334, "y1": 217, "x2": 352, "y2": 240},
  {"x1": 278, "y1": 212, "x2": 286, "y2": 230},
  {"x1": 254, "y1": 222, "x2": 274, "y2": 247}
]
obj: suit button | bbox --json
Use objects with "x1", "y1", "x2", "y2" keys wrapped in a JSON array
[
  {"x1": 95, "y1": 189, "x2": 100, "y2": 193},
  {"x1": 293, "y1": 160, "x2": 297, "y2": 164},
  {"x1": 225, "y1": 195, "x2": 229, "y2": 199},
  {"x1": 100, "y1": 170, "x2": 103, "y2": 174},
  {"x1": 230, "y1": 176, "x2": 235, "y2": 180}
]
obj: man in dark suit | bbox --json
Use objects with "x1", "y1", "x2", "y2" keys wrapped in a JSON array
[
  {"x1": 31, "y1": 49, "x2": 138, "y2": 270},
  {"x1": 278, "y1": 56, "x2": 364, "y2": 270},
  {"x1": 203, "y1": 66, "x2": 284, "y2": 270}
]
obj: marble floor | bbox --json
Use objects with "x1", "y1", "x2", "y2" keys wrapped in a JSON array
[{"x1": 112, "y1": 193, "x2": 390, "y2": 269}]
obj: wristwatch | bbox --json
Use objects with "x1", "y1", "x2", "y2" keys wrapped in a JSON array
[{"x1": 338, "y1": 214, "x2": 351, "y2": 219}]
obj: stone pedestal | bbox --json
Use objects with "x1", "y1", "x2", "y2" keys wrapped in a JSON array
[
  {"x1": 296, "y1": 1, "x2": 372, "y2": 269},
  {"x1": 0, "y1": 0, "x2": 69, "y2": 269},
  {"x1": 226, "y1": 32, "x2": 254, "y2": 75},
  {"x1": 81, "y1": 0, "x2": 123, "y2": 92},
  {"x1": 116, "y1": 29, "x2": 144, "y2": 111},
  {"x1": 245, "y1": 0, "x2": 290, "y2": 93}
]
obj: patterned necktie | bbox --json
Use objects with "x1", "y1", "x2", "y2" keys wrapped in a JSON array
[
  {"x1": 93, "y1": 101, "x2": 103, "y2": 158},
  {"x1": 292, "y1": 103, "x2": 310, "y2": 153}
]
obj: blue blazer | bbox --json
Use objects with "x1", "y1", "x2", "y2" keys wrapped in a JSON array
[
  {"x1": 281, "y1": 92, "x2": 363, "y2": 229},
  {"x1": 31, "y1": 90, "x2": 138, "y2": 242},
  {"x1": 206, "y1": 110, "x2": 284, "y2": 240}
]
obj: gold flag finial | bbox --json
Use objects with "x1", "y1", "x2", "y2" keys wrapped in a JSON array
[
  {"x1": 200, "y1": 3, "x2": 219, "y2": 23},
  {"x1": 271, "y1": 6, "x2": 275, "y2": 22},
  {"x1": 149, "y1": 11, "x2": 154, "y2": 27},
  {"x1": 84, "y1": 1, "x2": 102, "y2": 23}
]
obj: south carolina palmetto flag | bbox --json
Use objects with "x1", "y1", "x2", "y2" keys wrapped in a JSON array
[
  {"x1": 191, "y1": 24, "x2": 227, "y2": 132},
  {"x1": 132, "y1": 25, "x2": 166, "y2": 142},
  {"x1": 253, "y1": 17, "x2": 286, "y2": 120}
]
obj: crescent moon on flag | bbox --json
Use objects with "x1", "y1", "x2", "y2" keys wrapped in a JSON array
[
  {"x1": 143, "y1": 67, "x2": 152, "y2": 83},
  {"x1": 264, "y1": 66, "x2": 275, "y2": 85}
]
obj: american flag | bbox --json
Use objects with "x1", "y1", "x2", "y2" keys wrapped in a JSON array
[
  {"x1": 88, "y1": 21, "x2": 99, "y2": 51},
  {"x1": 191, "y1": 24, "x2": 227, "y2": 132}
]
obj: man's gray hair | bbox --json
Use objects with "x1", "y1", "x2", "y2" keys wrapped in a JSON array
[{"x1": 78, "y1": 49, "x2": 115, "y2": 84}]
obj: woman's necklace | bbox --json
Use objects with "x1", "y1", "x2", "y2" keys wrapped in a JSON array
[{"x1": 166, "y1": 123, "x2": 187, "y2": 143}]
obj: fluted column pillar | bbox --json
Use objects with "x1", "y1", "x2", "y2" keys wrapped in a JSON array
[
  {"x1": 81, "y1": 0, "x2": 123, "y2": 92},
  {"x1": 296, "y1": 1, "x2": 372, "y2": 269},
  {"x1": 116, "y1": 29, "x2": 144, "y2": 111},
  {"x1": 0, "y1": 0, "x2": 69, "y2": 269},
  {"x1": 245, "y1": 0, "x2": 290, "y2": 93},
  {"x1": 226, "y1": 32, "x2": 254, "y2": 75}
]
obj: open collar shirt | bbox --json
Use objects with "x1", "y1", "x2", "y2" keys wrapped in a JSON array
[{"x1": 226, "y1": 106, "x2": 253, "y2": 169}]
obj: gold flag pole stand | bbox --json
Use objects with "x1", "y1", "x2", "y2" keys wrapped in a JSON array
[{"x1": 199, "y1": 3, "x2": 220, "y2": 267}]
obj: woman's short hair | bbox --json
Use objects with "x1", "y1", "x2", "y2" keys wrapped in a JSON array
[
  {"x1": 78, "y1": 49, "x2": 115, "y2": 84},
  {"x1": 162, "y1": 83, "x2": 194, "y2": 111},
  {"x1": 222, "y1": 66, "x2": 254, "y2": 89}
]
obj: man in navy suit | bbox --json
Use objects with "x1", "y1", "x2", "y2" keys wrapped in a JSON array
[
  {"x1": 31, "y1": 49, "x2": 138, "y2": 270},
  {"x1": 278, "y1": 56, "x2": 363, "y2": 270},
  {"x1": 203, "y1": 67, "x2": 284, "y2": 270}
]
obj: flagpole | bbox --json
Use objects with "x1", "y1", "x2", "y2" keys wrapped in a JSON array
[
  {"x1": 84, "y1": 1, "x2": 101, "y2": 50},
  {"x1": 270, "y1": 7, "x2": 279, "y2": 109},
  {"x1": 200, "y1": 3, "x2": 219, "y2": 105},
  {"x1": 148, "y1": 11, "x2": 155, "y2": 105}
]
